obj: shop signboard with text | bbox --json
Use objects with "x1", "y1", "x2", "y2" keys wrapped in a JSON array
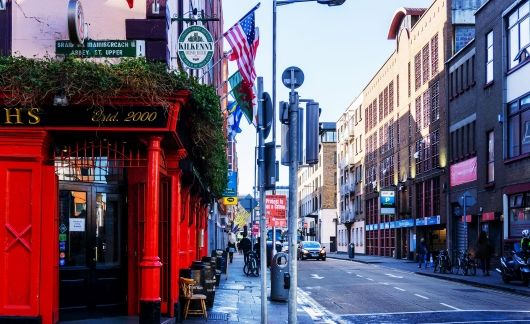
[
  {"x1": 380, "y1": 189, "x2": 396, "y2": 215},
  {"x1": 0, "y1": 105, "x2": 171, "y2": 130},
  {"x1": 56, "y1": 40, "x2": 145, "y2": 58},
  {"x1": 450, "y1": 157, "x2": 477, "y2": 187},
  {"x1": 223, "y1": 171, "x2": 237, "y2": 197}
]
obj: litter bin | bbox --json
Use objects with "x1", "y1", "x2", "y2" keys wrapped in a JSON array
[
  {"x1": 349, "y1": 243, "x2": 355, "y2": 259},
  {"x1": 270, "y1": 252, "x2": 289, "y2": 301}
]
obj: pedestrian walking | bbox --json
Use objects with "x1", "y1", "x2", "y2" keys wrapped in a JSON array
[
  {"x1": 239, "y1": 232, "x2": 252, "y2": 264},
  {"x1": 418, "y1": 238, "x2": 428, "y2": 269},
  {"x1": 476, "y1": 231, "x2": 493, "y2": 276},
  {"x1": 227, "y1": 232, "x2": 237, "y2": 263}
]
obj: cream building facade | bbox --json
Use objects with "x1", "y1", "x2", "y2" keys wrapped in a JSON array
[{"x1": 337, "y1": 0, "x2": 485, "y2": 258}]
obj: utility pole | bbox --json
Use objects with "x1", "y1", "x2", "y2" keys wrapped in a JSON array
[
  {"x1": 287, "y1": 69, "x2": 299, "y2": 324},
  {"x1": 257, "y1": 77, "x2": 268, "y2": 324}
]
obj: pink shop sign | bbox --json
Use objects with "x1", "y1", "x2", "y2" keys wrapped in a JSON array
[{"x1": 450, "y1": 157, "x2": 477, "y2": 187}]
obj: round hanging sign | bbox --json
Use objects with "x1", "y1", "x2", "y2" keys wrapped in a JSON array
[
  {"x1": 67, "y1": 0, "x2": 85, "y2": 45},
  {"x1": 177, "y1": 25, "x2": 214, "y2": 69}
]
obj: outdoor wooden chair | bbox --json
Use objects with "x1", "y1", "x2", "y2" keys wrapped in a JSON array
[{"x1": 180, "y1": 277, "x2": 207, "y2": 320}]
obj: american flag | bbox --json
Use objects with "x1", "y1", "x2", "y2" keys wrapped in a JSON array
[{"x1": 224, "y1": 4, "x2": 260, "y2": 86}]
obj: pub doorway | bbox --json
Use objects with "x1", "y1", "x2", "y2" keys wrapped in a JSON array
[{"x1": 54, "y1": 139, "x2": 133, "y2": 320}]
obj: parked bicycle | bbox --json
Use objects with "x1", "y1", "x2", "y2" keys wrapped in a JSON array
[
  {"x1": 243, "y1": 251, "x2": 259, "y2": 277},
  {"x1": 433, "y1": 249, "x2": 453, "y2": 274},
  {"x1": 453, "y1": 249, "x2": 477, "y2": 276}
]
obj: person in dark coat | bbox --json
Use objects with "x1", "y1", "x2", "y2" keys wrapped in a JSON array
[
  {"x1": 418, "y1": 238, "x2": 428, "y2": 269},
  {"x1": 239, "y1": 232, "x2": 252, "y2": 264},
  {"x1": 476, "y1": 231, "x2": 493, "y2": 276}
]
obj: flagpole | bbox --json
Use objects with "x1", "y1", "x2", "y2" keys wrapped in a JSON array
[{"x1": 235, "y1": 2, "x2": 261, "y2": 25}]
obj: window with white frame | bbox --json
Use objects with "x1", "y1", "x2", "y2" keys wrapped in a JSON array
[
  {"x1": 508, "y1": 1, "x2": 530, "y2": 69},
  {"x1": 486, "y1": 31, "x2": 494, "y2": 82},
  {"x1": 508, "y1": 93, "x2": 530, "y2": 158},
  {"x1": 487, "y1": 131, "x2": 494, "y2": 182}
]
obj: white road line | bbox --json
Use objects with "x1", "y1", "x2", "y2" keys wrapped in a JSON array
[
  {"x1": 297, "y1": 288, "x2": 345, "y2": 324},
  {"x1": 440, "y1": 302, "x2": 462, "y2": 311},
  {"x1": 356, "y1": 274, "x2": 363, "y2": 278},
  {"x1": 414, "y1": 293, "x2": 429, "y2": 299},
  {"x1": 366, "y1": 278, "x2": 374, "y2": 281},
  {"x1": 311, "y1": 273, "x2": 324, "y2": 279},
  {"x1": 393, "y1": 287, "x2": 406, "y2": 291},
  {"x1": 349, "y1": 310, "x2": 530, "y2": 316},
  {"x1": 385, "y1": 273, "x2": 404, "y2": 279},
  {"x1": 378, "y1": 282, "x2": 390, "y2": 285}
]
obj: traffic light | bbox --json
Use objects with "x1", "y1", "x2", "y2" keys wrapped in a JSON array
[
  {"x1": 261, "y1": 92, "x2": 273, "y2": 139},
  {"x1": 305, "y1": 101, "x2": 319, "y2": 165},
  {"x1": 264, "y1": 141, "x2": 277, "y2": 190},
  {"x1": 279, "y1": 101, "x2": 289, "y2": 125}
]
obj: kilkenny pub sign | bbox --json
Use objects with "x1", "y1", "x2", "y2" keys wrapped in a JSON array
[
  {"x1": 178, "y1": 25, "x2": 214, "y2": 69},
  {"x1": 0, "y1": 106, "x2": 169, "y2": 129}
]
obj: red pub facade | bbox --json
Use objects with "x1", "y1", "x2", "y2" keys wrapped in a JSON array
[
  {"x1": 0, "y1": 93, "x2": 215, "y2": 323},
  {"x1": 0, "y1": 0, "x2": 226, "y2": 323}
]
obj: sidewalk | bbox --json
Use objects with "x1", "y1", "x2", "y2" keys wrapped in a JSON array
[
  {"x1": 184, "y1": 252, "x2": 313, "y2": 323},
  {"x1": 327, "y1": 252, "x2": 530, "y2": 297}
]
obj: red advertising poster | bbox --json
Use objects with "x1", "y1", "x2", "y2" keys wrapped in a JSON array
[
  {"x1": 266, "y1": 218, "x2": 287, "y2": 227},
  {"x1": 450, "y1": 157, "x2": 477, "y2": 187},
  {"x1": 265, "y1": 195, "x2": 287, "y2": 219}
]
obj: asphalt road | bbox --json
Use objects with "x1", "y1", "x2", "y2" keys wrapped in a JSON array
[{"x1": 297, "y1": 258, "x2": 530, "y2": 323}]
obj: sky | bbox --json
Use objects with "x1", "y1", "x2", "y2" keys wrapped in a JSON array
[{"x1": 222, "y1": 0, "x2": 432, "y2": 196}]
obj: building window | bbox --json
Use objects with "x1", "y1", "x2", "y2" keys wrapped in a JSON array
[
  {"x1": 486, "y1": 31, "x2": 494, "y2": 83},
  {"x1": 415, "y1": 96, "x2": 422, "y2": 131},
  {"x1": 422, "y1": 44, "x2": 430, "y2": 84},
  {"x1": 508, "y1": 94, "x2": 530, "y2": 158},
  {"x1": 396, "y1": 76, "x2": 399, "y2": 108},
  {"x1": 431, "y1": 34, "x2": 439, "y2": 76},
  {"x1": 415, "y1": 52, "x2": 421, "y2": 90},
  {"x1": 430, "y1": 81, "x2": 440, "y2": 122},
  {"x1": 487, "y1": 130, "x2": 494, "y2": 183},
  {"x1": 508, "y1": 1, "x2": 530, "y2": 70},
  {"x1": 508, "y1": 192, "x2": 530, "y2": 237},
  {"x1": 423, "y1": 90, "x2": 430, "y2": 129},
  {"x1": 471, "y1": 55, "x2": 476, "y2": 85},
  {"x1": 408, "y1": 62, "x2": 412, "y2": 97},
  {"x1": 379, "y1": 93, "x2": 384, "y2": 122}
]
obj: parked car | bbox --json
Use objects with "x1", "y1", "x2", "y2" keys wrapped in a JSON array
[{"x1": 297, "y1": 241, "x2": 326, "y2": 261}]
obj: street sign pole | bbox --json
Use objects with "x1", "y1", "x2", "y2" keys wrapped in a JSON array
[
  {"x1": 463, "y1": 194, "x2": 467, "y2": 252},
  {"x1": 287, "y1": 69, "x2": 299, "y2": 324},
  {"x1": 257, "y1": 77, "x2": 267, "y2": 324}
]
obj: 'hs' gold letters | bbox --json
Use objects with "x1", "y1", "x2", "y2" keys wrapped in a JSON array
[{"x1": 3, "y1": 108, "x2": 41, "y2": 125}]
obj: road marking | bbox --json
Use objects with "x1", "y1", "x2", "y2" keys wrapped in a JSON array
[
  {"x1": 440, "y1": 302, "x2": 462, "y2": 311},
  {"x1": 346, "y1": 271, "x2": 352, "y2": 274},
  {"x1": 385, "y1": 273, "x2": 403, "y2": 279},
  {"x1": 297, "y1": 288, "x2": 346, "y2": 324},
  {"x1": 366, "y1": 278, "x2": 374, "y2": 281},
  {"x1": 356, "y1": 274, "x2": 363, "y2": 278},
  {"x1": 348, "y1": 310, "x2": 530, "y2": 316},
  {"x1": 414, "y1": 293, "x2": 429, "y2": 299},
  {"x1": 311, "y1": 273, "x2": 324, "y2": 279},
  {"x1": 378, "y1": 282, "x2": 390, "y2": 285},
  {"x1": 393, "y1": 287, "x2": 406, "y2": 291}
]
